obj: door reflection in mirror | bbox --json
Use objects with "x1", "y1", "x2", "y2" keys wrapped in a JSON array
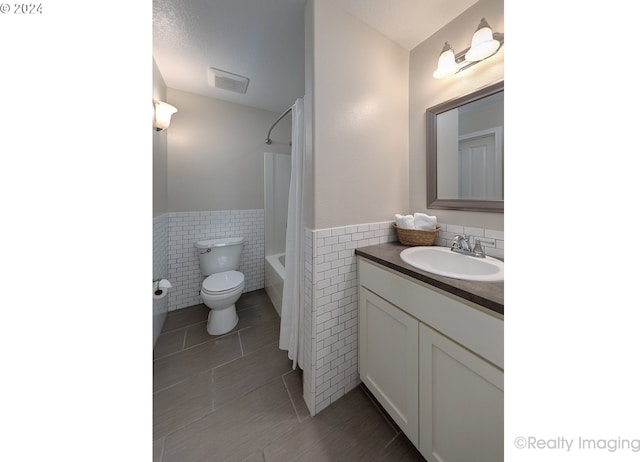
[
  {"x1": 437, "y1": 92, "x2": 503, "y2": 200},
  {"x1": 427, "y1": 81, "x2": 504, "y2": 212}
]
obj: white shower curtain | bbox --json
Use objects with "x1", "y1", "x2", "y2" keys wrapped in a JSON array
[{"x1": 279, "y1": 97, "x2": 305, "y2": 370}]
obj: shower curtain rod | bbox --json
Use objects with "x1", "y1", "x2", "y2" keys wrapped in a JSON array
[{"x1": 265, "y1": 104, "x2": 293, "y2": 145}]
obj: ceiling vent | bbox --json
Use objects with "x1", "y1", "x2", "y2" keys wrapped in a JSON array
[{"x1": 207, "y1": 67, "x2": 250, "y2": 94}]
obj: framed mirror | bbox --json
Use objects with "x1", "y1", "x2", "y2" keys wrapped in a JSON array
[{"x1": 427, "y1": 81, "x2": 504, "y2": 212}]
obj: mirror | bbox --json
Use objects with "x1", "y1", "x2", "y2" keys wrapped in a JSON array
[{"x1": 427, "y1": 81, "x2": 504, "y2": 212}]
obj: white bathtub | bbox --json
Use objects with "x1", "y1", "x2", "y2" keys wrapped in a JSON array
[{"x1": 265, "y1": 253, "x2": 285, "y2": 317}]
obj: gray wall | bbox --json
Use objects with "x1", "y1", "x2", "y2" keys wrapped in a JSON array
[
  {"x1": 165, "y1": 88, "x2": 291, "y2": 212},
  {"x1": 309, "y1": 0, "x2": 409, "y2": 230},
  {"x1": 409, "y1": 0, "x2": 504, "y2": 230},
  {"x1": 153, "y1": 59, "x2": 169, "y2": 218}
]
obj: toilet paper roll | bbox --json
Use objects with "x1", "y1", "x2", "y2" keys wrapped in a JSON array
[
  {"x1": 153, "y1": 288, "x2": 168, "y2": 300},
  {"x1": 153, "y1": 279, "x2": 172, "y2": 299}
]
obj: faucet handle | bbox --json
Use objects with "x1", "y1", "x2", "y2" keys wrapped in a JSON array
[{"x1": 472, "y1": 239, "x2": 485, "y2": 257}]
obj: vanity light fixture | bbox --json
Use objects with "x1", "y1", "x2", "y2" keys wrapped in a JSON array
[
  {"x1": 154, "y1": 100, "x2": 178, "y2": 131},
  {"x1": 433, "y1": 18, "x2": 503, "y2": 79}
]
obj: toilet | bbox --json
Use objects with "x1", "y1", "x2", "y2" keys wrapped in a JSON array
[{"x1": 195, "y1": 237, "x2": 245, "y2": 335}]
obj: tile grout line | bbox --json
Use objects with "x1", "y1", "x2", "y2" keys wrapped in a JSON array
[
  {"x1": 158, "y1": 401, "x2": 221, "y2": 443},
  {"x1": 209, "y1": 337, "x2": 280, "y2": 376},
  {"x1": 207, "y1": 354, "x2": 243, "y2": 379},
  {"x1": 378, "y1": 432, "x2": 401, "y2": 455},
  {"x1": 154, "y1": 327, "x2": 240, "y2": 362},
  {"x1": 238, "y1": 331, "x2": 245, "y2": 356},
  {"x1": 154, "y1": 336, "x2": 245, "y2": 396},
  {"x1": 281, "y1": 372, "x2": 302, "y2": 422},
  {"x1": 210, "y1": 368, "x2": 215, "y2": 413},
  {"x1": 158, "y1": 435, "x2": 165, "y2": 462},
  {"x1": 153, "y1": 376, "x2": 193, "y2": 395},
  {"x1": 159, "y1": 308, "x2": 210, "y2": 335},
  {"x1": 210, "y1": 373, "x2": 286, "y2": 415}
]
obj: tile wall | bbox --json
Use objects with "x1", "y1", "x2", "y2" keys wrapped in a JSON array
[
  {"x1": 303, "y1": 221, "x2": 504, "y2": 415},
  {"x1": 303, "y1": 221, "x2": 396, "y2": 415},
  {"x1": 435, "y1": 223, "x2": 504, "y2": 259},
  {"x1": 165, "y1": 210, "x2": 265, "y2": 311},
  {"x1": 153, "y1": 214, "x2": 169, "y2": 345}
]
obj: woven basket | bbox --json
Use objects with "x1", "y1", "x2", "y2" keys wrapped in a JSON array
[{"x1": 393, "y1": 224, "x2": 440, "y2": 246}]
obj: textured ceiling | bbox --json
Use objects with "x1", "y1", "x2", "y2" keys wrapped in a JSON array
[{"x1": 153, "y1": 0, "x2": 478, "y2": 113}]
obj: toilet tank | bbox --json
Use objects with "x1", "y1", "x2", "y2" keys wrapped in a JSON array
[{"x1": 195, "y1": 237, "x2": 244, "y2": 276}]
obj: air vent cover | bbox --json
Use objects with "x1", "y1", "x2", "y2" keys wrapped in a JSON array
[{"x1": 207, "y1": 67, "x2": 250, "y2": 94}]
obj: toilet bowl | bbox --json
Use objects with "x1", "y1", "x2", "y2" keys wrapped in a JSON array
[
  {"x1": 200, "y1": 270, "x2": 245, "y2": 335},
  {"x1": 195, "y1": 237, "x2": 245, "y2": 335}
]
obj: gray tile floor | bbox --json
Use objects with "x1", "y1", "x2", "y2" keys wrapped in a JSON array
[{"x1": 153, "y1": 289, "x2": 427, "y2": 462}]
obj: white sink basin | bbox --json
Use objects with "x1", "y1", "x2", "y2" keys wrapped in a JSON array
[{"x1": 399, "y1": 246, "x2": 504, "y2": 282}]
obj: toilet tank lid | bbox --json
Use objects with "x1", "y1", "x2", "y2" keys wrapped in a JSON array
[{"x1": 195, "y1": 237, "x2": 244, "y2": 249}]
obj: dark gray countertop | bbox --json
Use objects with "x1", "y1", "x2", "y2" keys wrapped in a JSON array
[{"x1": 355, "y1": 242, "x2": 504, "y2": 316}]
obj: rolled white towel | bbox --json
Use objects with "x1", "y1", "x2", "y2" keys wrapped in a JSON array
[
  {"x1": 413, "y1": 212, "x2": 437, "y2": 230},
  {"x1": 395, "y1": 214, "x2": 415, "y2": 229}
]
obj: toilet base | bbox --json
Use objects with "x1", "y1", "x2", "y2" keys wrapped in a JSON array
[{"x1": 206, "y1": 304, "x2": 239, "y2": 335}]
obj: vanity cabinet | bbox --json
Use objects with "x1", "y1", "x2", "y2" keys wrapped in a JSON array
[{"x1": 357, "y1": 257, "x2": 504, "y2": 462}]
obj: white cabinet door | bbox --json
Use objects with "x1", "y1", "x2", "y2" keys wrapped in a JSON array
[
  {"x1": 359, "y1": 287, "x2": 419, "y2": 445},
  {"x1": 419, "y1": 323, "x2": 504, "y2": 462}
]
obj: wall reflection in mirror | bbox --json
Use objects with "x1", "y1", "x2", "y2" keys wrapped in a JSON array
[{"x1": 427, "y1": 81, "x2": 504, "y2": 212}]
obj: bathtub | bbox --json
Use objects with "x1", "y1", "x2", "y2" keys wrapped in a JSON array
[{"x1": 265, "y1": 253, "x2": 285, "y2": 317}]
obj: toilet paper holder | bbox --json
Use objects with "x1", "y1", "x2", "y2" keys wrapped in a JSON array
[{"x1": 153, "y1": 279, "x2": 172, "y2": 297}]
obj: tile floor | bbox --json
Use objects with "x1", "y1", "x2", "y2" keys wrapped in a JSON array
[{"x1": 153, "y1": 289, "x2": 427, "y2": 462}]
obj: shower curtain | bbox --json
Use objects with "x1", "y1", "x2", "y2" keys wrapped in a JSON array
[{"x1": 279, "y1": 97, "x2": 305, "y2": 370}]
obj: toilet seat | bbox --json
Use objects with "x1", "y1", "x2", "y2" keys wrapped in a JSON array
[{"x1": 202, "y1": 270, "x2": 244, "y2": 295}]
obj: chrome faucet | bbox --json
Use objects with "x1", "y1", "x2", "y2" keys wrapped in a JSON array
[
  {"x1": 451, "y1": 234, "x2": 471, "y2": 251},
  {"x1": 451, "y1": 234, "x2": 485, "y2": 258}
]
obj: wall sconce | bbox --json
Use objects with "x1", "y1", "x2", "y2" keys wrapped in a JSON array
[
  {"x1": 433, "y1": 18, "x2": 504, "y2": 79},
  {"x1": 154, "y1": 100, "x2": 178, "y2": 131}
]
